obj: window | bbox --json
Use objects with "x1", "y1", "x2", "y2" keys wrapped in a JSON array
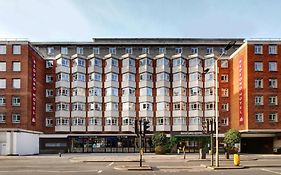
[
  {"x1": 157, "y1": 87, "x2": 169, "y2": 96},
  {"x1": 45, "y1": 118, "x2": 53, "y2": 127},
  {"x1": 255, "y1": 96, "x2": 263, "y2": 105},
  {"x1": 0, "y1": 96, "x2": 5, "y2": 106},
  {"x1": 221, "y1": 60, "x2": 228, "y2": 68},
  {"x1": 219, "y1": 47, "x2": 225, "y2": 54},
  {"x1": 56, "y1": 117, "x2": 69, "y2": 125},
  {"x1": 72, "y1": 102, "x2": 86, "y2": 111},
  {"x1": 122, "y1": 87, "x2": 135, "y2": 96},
  {"x1": 89, "y1": 102, "x2": 102, "y2": 111},
  {"x1": 12, "y1": 79, "x2": 21, "y2": 89},
  {"x1": 93, "y1": 47, "x2": 100, "y2": 54},
  {"x1": 254, "y1": 62, "x2": 263, "y2": 71},
  {"x1": 174, "y1": 102, "x2": 186, "y2": 110},
  {"x1": 89, "y1": 117, "x2": 101, "y2": 125},
  {"x1": 255, "y1": 78, "x2": 263, "y2": 88},
  {"x1": 46, "y1": 75, "x2": 53, "y2": 83},
  {"x1": 72, "y1": 73, "x2": 86, "y2": 82},
  {"x1": 205, "y1": 58, "x2": 215, "y2": 67},
  {"x1": 125, "y1": 47, "x2": 133, "y2": 54},
  {"x1": 106, "y1": 73, "x2": 118, "y2": 81},
  {"x1": 191, "y1": 47, "x2": 198, "y2": 54},
  {"x1": 140, "y1": 72, "x2": 152, "y2": 81},
  {"x1": 269, "y1": 96, "x2": 278, "y2": 105},
  {"x1": 46, "y1": 60, "x2": 53, "y2": 68},
  {"x1": 175, "y1": 47, "x2": 182, "y2": 54},
  {"x1": 89, "y1": 72, "x2": 102, "y2": 81},
  {"x1": 0, "y1": 45, "x2": 6, "y2": 54},
  {"x1": 189, "y1": 102, "x2": 202, "y2": 110},
  {"x1": 123, "y1": 117, "x2": 134, "y2": 125},
  {"x1": 173, "y1": 117, "x2": 186, "y2": 125},
  {"x1": 205, "y1": 72, "x2": 214, "y2": 81},
  {"x1": 222, "y1": 88, "x2": 229, "y2": 97},
  {"x1": 189, "y1": 87, "x2": 202, "y2": 96},
  {"x1": 156, "y1": 57, "x2": 169, "y2": 66},
  {"x1": 205, "y1": 102, "x2": 215, "y2": 110},
  {"x1": 89, "y1": 87, "x2": 102, "y2": 96},
  {"x1": 105, "y1": 87, "x2": 118, "y2": 96},
  {"x1": 140, "y1": 102, "x2": 153, "y2": 111},
  {"x1": 221, "y1": 74, "x2": 228, "y2": 82},
  {"x1": 173, "y1": 87, "x2": 186, "y2": 96},
  {"x1": 140, "y1": 57, "x2": 152, "y2": 66},
  {"x1": 189, "y1": 72, "x2": 202, "y2": 81},
  {"x1": 56, "y1": 103, "x2": 69, "y2": 111},
  {"x1": 46, "y1": 89, "x2": 53, "y2": 97},
  {"x1": 157, "y1": 72, "x2": 169, "y2": 81},
  {"x1": 105, "y1": 102, "x2": 118, "y2": 111},
  {"x1": 269, "y1": 113, "x2": 278, "y2": 122},
  {"x1": 122, "y1": 73, "x2": 135, "y2": 81},
  {"x1": 122, "y1": 58, "x2": 135, "y2": 67},
  {"x1": 255, "y1": 113, "x2": 263, "y2": 122},
  {"x1": 222, "y1": 103, "x2": 229, "y2": 111},
  {"x1": 122, "y1": 102, "x2": 135, "y2": 111},
  {"x1": 72, "y1": 117, "x2": 85, "y2": 126},
  {"x1": 46, "y1": 104, "x2": 53, "y2": 112},
  {"x1": 0, "y1": 62, "x2": 6, "y2": 71},
  {"x1": 254, "y1": 45, "x2": 263, "y2": 54},
  {"x1": 12, "y1": 113, "x2": 20, "y2": 123},
  {"x1": 269, "y1": 62, "x2": 277, "y2": 71},
  {"x1": 89, "y1": 58, "x2": 102, "y2": 67},
  {"x1": 189, "y1": 58, "x2": 202, "y2": 67},
  {"x1": 269, "y1": 78, "x2": 278, "y2": 88},
  {"x1": 106, "y1": 117, "x2": 118, "y2": 125},
  {"x1": 106, "y1": 58, "x2": 118, "y2": 67},
  {"x1": 206, "y1": 47, "x2": 213, "y2": 54},
  {"x1": 221, "y1": 118, "x2": 229, "y2": 126},
  {"x1": 109, "y1": 47, "x2": 116, "y2": 54},
  {"x1": 56, "y1": 73, "x2": 70, "y2": 81},
  {"x1": 47, "y1": 47, "x2": 55, "y2": 55},
  {"x1": 0, "y1": 113, "x2": 5, "y2": 123},
  {"x1": 173, "y1": 57, "x2": 185, "y2": 66},
  {"x1": 57, "y1": 58, "x2": 69, "y2": 67},
  {"x1": 140, "y1": 87, "x2": 152, "y2": 96},
  {"x1": 73, "y1": 58, "x2": 86, "y2": 67},
  {"x1": 142, "y1": 48, "x2": 149, "y2": 54},
  {"x1": 72, "y1": 87, "x2": 85, "y2": 96},
  {"x1": 189, "y1": 117, "x2": 200, "y2": 125},
  {"x1": 0, "y1": 79, "x2": 7, "y2": 92},
  {"x1": 61, "y1": 47, "x2": 68, "y2": 55},
  {"x1": 76, "y1": 47, "x2": 84, "y2": 55},
  {"x1": 159, "y1": 47, "x2": 166, "y2": 54},
  {"x1": 157, "y1": 102, "x2": 170, "y2": 111},
  {"x1": 269, "y1": 45, "x2": 277, "y2": 54},
  {"x1": 13, "y1": 45, "x2": 21, "y2": 54},
  {"x1": 205, "y1": 88, "x2": 214, "y2": 96},
  {"x1": 56, "y1": 87, "x2": 69, "y2": 96}
]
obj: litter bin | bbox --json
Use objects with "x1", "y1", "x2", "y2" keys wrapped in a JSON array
[
  {"x1": 199, "y1": 149, "x2": 206, "y2": 159},
  {"x1": 233, "y1": 154, "x2": 240, "y2": 166}
]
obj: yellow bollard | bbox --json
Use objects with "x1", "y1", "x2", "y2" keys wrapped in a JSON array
[{"x1": 233, "y1": 154, "x2": 240, "y2": 166}]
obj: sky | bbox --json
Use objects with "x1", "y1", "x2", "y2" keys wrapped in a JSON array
[{"x1": 0, "y1": 0, "x2": 281, "y2": 41}]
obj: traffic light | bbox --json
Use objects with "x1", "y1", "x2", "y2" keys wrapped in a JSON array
[
  {"x1": 134, "y1": 119, "x2": 139, "y2": 137},
  {"x1": 143, "y1": 120, "x2": 150, "y2": 137},
  {"x1": 202, "y1": 120, "x2": 210, "y2": 134}
]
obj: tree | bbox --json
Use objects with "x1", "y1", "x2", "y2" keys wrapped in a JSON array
[
  {"x1": 224, "y1": 129, "x2": 241, "y2": 153},
  {"x1": 152, "y1": 132, "x2": 169, "y2": 154}
]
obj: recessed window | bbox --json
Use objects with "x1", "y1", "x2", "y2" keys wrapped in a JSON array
[
  {"x1": 205, "y1": 102, "x2": 215, "y2": 110},
  {"x1": 222, "y1": 88, "x2": 229, "y2": 97},
  {"x1": 89, "y1": 57, "x2": 102, "y2": 67},
  {"x1": 12, "y1": 79, "x2": 21, "y2": 89},
  {"x1": 205, "y1": 88, "x2": 214, "y2": 96},
  {"x1": 159, "y1": 47, "x2": 166, "y2": 54},
  {"x1": 269, "y1": 96, "x2": 278, "y2": 106},
  {"x1": 140, "y1": 87, "x2": 152, "y2": 96},
  {"x1": 269, "y1": 62, "x2": 277, "y2": 71},
  {"x1": 12, "y1": 113, "x2": 20, "y2": 123},
  {"x1": 0, "y1": 62, "x2": 6, "y2": 71},
  {"x1": 140, "y1": 72, "x2": 152, "y2": 81},
  {"x1": 46, "y1": 104, "x2": 53, "y2": 112},
  {"x1": 89, "y1": 72, "x2": 102, "y2": 81},
  {"x1": 122, "y1": 73, "x2": 135, "y2": 81},
  {"x1": 269, "y1": 45, "x2": 277, "y2": 54},
  {"x1": 88, "y1": 102, "x2": 102, "y2": 111},
  {"x1": 0, "y1": 79, "x2": 6, "y2": 89},
  {"x1": 47, "y1": 47, "x2": 55, "y2": 55},
  {"x1": 46, "y1": 60, "x2": 53, "y2": 68},
  {"x1": 140, "y1": 102, "x2": 153, "y2": 111},
  {"x1": 0, "y1": 96, "x2": 6, "y2": 106},
  {"x1": 269, "y1": 78, "x2": 278, "y2": 88},
  {"x1": 0, "y1": 113, "x2": 6, "y2": 123},
  {"x1": 46, "y1": 75, "x2": 53, "y2": 83},
  {"x1": 221, "y1": 118, "x2": 229, "y2": 126},
  {"x1": 269, "y1": 113, "x2": 278, "y2": 122},
  {"x1": 12, "y1": 62, "x2": 21, "y2": 71},
  {"x1": 221, "y1": 60, "x2": 228, "y2": 68},
  {"x1": 106, "y1": 73, "x2": 118, "y2": 81},
  {"x1": 122, "y1": 87, "x2": 135, "y2": 96},
  {"x1": 254, "y1": 62, "x2": 263, "y2": 71},
  {"x1": 189, "y1": 102, "x2": 201, "y2": 110},
  {"x1": 222, "y1": 103, "x2": 229, "y2": 111},
  {"x1": 142, "y1": 48, "x2": 149, "y2": 54},
  {"x1": 109, "y1": 47, "x2": 116, "y2": 54},
  {"x1": 156, "y1": 57, "x2": 169, "y2": 66},
  {"x1": 105, "y1": 102, "x2": 118, "y2": 111},
  {"x1": 221, "y1": 74, "x2": 228, "y2": 82},
  {"x1": 56, "y1": 73, "x2": 69, "y2": 81},
  {"x1": 72, "y1": 73, "x2": 85, "y2": 82},
  {"x1": 105, "y1": 87, "x2": 118, "y2": 96},
  {"x1": 61, "y1": 47, "x2": 68, "y2": 55},
  {"x1": 0, "y1": 45, "x2": 6, "y2": 54},
  {"x1": 125, "y1": 47, "x2": 133, "y2": 54},
  {"x1": 189, "y1": 87, "x2": 202, "y2": 96},
  {"x1": 173, "y1": 72, "x2": 187, "y2": 81},
  {"x1": 191, "y1": 47, "x2": 198, "y2": 54},
  {"x1": 140, "y1": 57, "x2": 152, "y2": 66},
  {"x1": 13, "y1": 45, "x2": 21, "y2": 54},
  {"x1": 12, "y1": 96, "x2": 20, "y2": 106},
  {"x1": 156, "y1": 72, "x2": 170, "y2": 81},
  {"x1": 46, "y1": 89, "x2": 53, "y2": 97},
  {"x1": 173, "y1": 57, "x2": 186, "y2": 66},
  {"x1": 255, "y1": 113, "x2": 263, "y2": 122},
  {"x1": 89, "y1": 117, "x2": 101, "y2": 125},
  {"x1": 255, "y1": 96, "x2": 263, "y2": 105},
  {"x1": 92, "y1": 47, "x2": 100, "y2": 54},
  {"x1": 254, "y1": 45, "x2": 263, "y2": 54},
  {"x1": 72, "y1": 102, "x2": 86, "y2": 111},
  {"x1": 73, "y1": 58, "x2": 85, "y2": 67},
  {"x1": 189, "y1": 58, "x2": 202, "y2": 67},
  {"x1": 45, "y1": 118, "x2": 53, "y2": 127},
  {"x1": 175, "y1": 47, "x2": 182, "y2": 54},
  {"x1": 206, "y1": 47, "x2": 213, "y2": 54},
  {"x1": 255, "y1": 78, "x2": 263, "y2": 88},
  {"x1": 173, "y1": 87, "x2": 186, "y2": 96},
  {"x1": 76, "y1": 47, "x2": 84, "y2": 55},
  {"x1": 56, "y1": 102, "x2": 70, "y2": 111},
  {"x1": 72, "y1": 87, "x2": 85, "y2": 96},
  {"x1": 89, "y1": 87, "x2": 102, "y2": 96},
  {"x1": 106, "y1": 58, "x2": 118, "y2": 67}
]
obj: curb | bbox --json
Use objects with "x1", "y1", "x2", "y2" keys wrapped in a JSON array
[
  {"x1": 187, "y1": 158, "x2": 258, "y2": 162},
  {"x1": 114, "y1": 165, "x2": 152, "y2": 171},
  {"x1": 83, "y1": 160, "x2": 140, "y2": 163},
  {"x1": 201, "y1": 164, "x2": 245, "y2": 170}
]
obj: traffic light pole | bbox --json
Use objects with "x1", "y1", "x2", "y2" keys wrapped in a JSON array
[
  {"x1": 139, "y1": 120, "x2": 142, "y2": 167},
  {"x1": 210, "y1": 119, "x2": 214, "y2": 167}
]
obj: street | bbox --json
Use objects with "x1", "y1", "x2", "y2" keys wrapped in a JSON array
[{"x1": 0, "y1": 153, "x2": 281, "y2": 175}]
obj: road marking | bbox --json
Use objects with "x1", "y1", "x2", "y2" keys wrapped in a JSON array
[
  {"x1": 261, "y1": 168, "x2": 281, "y2": 175},
  {"x1": 97, "y1": 170, "x2": 103, "y2": 173},
  {"x1": 106, "y1": 162, "x2": 114, "y2": 167}
]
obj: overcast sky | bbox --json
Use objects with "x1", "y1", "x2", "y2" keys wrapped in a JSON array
[{"x1": 0, "y1": 0, "x2": 280, "y2": 41}]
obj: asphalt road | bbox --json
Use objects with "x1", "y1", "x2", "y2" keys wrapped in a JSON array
[{"x1": 0, "y1": 154, "x2": 281, "y2": 175}]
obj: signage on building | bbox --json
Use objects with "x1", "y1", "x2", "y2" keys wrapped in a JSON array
[
  {"x1": 31, "y1": 58, "x2": 36, "y2": 124},
  {"x1": 239, "y1": 57, "x2": 244, "y2": 125}
]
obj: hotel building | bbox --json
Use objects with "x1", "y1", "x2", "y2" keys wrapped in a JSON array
[{"x1": 0, "y1": 38, "x2": 280, "y2": 155}]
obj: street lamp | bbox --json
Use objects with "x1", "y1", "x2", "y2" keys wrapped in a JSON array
[{"x1": 215, "y1": 41, "x2": 236, "y2": 167}]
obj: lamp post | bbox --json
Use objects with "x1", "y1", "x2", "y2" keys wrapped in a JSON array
[{"x1": 215, "y1": 41, "x2": 236, "y2": 167}]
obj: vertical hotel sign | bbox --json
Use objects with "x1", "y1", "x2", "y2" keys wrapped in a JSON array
[
  {"x1": 31, "y1": 58, "x2": 36, "y2": 124},
  {"x1": 239, "y1": 57, "x2": 244, "y2": 125}
]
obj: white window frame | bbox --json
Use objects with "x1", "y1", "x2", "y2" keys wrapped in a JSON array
[
  {"x1": 12, "y1": 113, "x2": 20, "y2": 123},
  {"x1": 269, "y1": 113, "x2": 278, "y2": 122},
  {"x1": 12, "y1": 79, "x2": 21, "y2": 89},
  {"x1": 255, "y1": 78, "x2": 263, "y2": 88},
  {"x1": 269, "y1": 78, "x2": 278, "y2": 88},
  {"x1": 254, "y1": 62, "x2": 263, "y2": 71},
  {"x1": 47, "y1": 47, "x2": 55, "y2": 55},
  {"x1": 255, "y1": 113, "x2": 264, "y2": 122},
  {"x1": 0, "y1": 45, "x2": 6, "y2": 54},
  {"x1": 254, "y1": 45, "x2": 263, "y2": 54},
  {"x1": 0, "y1": 62, "x2": 6, "y2": 71},
  {"x1": 269, "y1": 62, "x2": 277, "y2": 71},
  {"x1": 269, "y1": 45, "x2": 277, "y2": 55},
  {"x1": 13, "y1": 45, "x2": 21, "y2": 54},
  {"x1": 255, "y1": 96, "x2": 264, "y2": 105},
  {"x1": 12, "y1": 61, "x2": 21, "y2": 71}
]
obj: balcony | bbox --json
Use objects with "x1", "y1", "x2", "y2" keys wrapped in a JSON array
[
  {"x1": 172, "y1": 65, "x2": 187, "y2": 74},
  {"x1": 156, "y1": 81, "x2": 170, "y2": 88},
  {"x1": 139, "y1": 65, "x2": 153, "y2": 74},
  {"x1": 172, "y1": 80, "x2": 188, "y2": 88},
  {"x1": 88, "y1": 125, "x2": 102, "y2": 132},
  {"x1": 156, "y1": 125, "x2": 171, "y2": 131},
  {"x1": 104, "y1": 66, "x2": 119, "y2": 74},
  {"x1": 55, "y1": 111, "x2": 70, "y2": 117},
  {"x1": 88, "y1": 65, "x2": 102, "y2": 74},
  {"x1": 56, "y1": 66, "x2": 70, "y2": 74},
  {"x1": 121, "y1": 125, "x2": 134, "y2": 132},
  {"x1": 55, "y1": 81, "x2": 70, "y2": 88},
  {"x1": 104, "y1": 81, "x2": 119, "y2": 88},
  {"x1": 204, "y1": 110, "x2": 215, "y2": 117},
  {"x1": 71, "y1": 125, "x2": 86, "y2": 132},
  {"x1": 156, "y1": 65, "x2": 170, "y2": 73},
  {"x1": 156, "y1": 96, "x2": 170, "y2": 103},
  {"x1": 72, "y1": 66, "x2": 86, "y2": 74},
  {"x1": 173, "y1": 96, "x2": 187, "y2": 103},
  {"x1": 121, "y1": 96, "x2": 136, "y2": 103},
  {"x1": 88, "y1": 96, "x2": 102, "y2": 103},
  {"x1": 71, "y1": 96, "x2": 86, "y2": 103},
  {"x1": 189, "y1": 81, "x2": 203, "y2": 88},
  {"x1": 204, "y1": 95, "x2": 216, "y2": 102},
  {"x1": 104, "y1": 125, "x2": 119, "y2": 132},
  {"x1": 88, "y1": 111, "x2": 102, "y2": 117},
  {"x1": 139, "y1": 81, "x2": 153, "y2": 88},
  {"x1": 156, "y1": 111, "x2": 170, "y2": 117},
  {"x1": 122, "y1": 66, "x2": 136, "y2": 74},
  {"x1": 122, "y1": 111, "x2": 136, "y2": 117},
  {"x1": 188, "y1": 110, "x2": 203, "y2": 117},
  {"x1": 72, "y1": 81, "x2": 86, "y2": 88},
  {"x1": 121, "y1": 81, "x2": 136, "y2": 88},
  {"x1": 104, "y1": 110, "x2": 119, "y2": 117},
  {"x1": 189, "y1": 124, "x2": 202, "y2": 131},
  {"x1": 139, "y1": 111, "x2": 153, "y2": 118},
  {"x1": 55, "y1": 96, "x2": 70, "y2": 103},
  {"x1": 188, "y1": 65, "x2": 203, "y2": 73},
  {"x1": 139, "y1": 96, "x2": 153, "y2": 103},
  {"x1": 55, "y1": 125, "x2": 70, "y2": 132},
  {"x1": 188, "y1": 95, "x2": 203, "y2": 103},
  {"x1": 173, "y1": 125, "x2": 187, "y2": 131},
  {"x1": 173, "y1": 110, "x2": 187, "y2": 117},
  {"x1": 88, "y1": 81, "x2": 102, "y2": 88},
  {"x1": 104, "y1": 96, "x2": 119, "y2": 103},
  {"x1": 71, "y1": 111, "x2": 86, "y2": 117}
]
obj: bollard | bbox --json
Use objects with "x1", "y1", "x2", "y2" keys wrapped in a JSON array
[
  {"x1": 233, "y1": 154, "x2": 240, "y2": 166},
  {"x1": 58, "y1": 152, "x2": 62, "y2": 157}
]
